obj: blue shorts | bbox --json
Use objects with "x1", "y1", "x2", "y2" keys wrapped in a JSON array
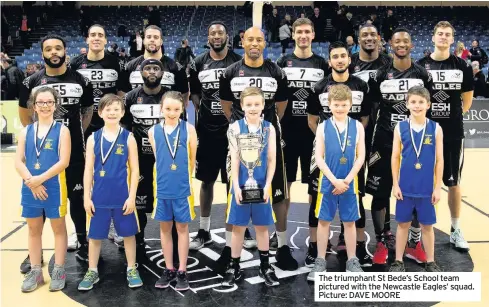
[
  {"x1": 21, "y1": 205, "x2": 67, "y2": 219},
  {"x1": 151, "y1": 197, "x2": 195, "y2": 223},
  {"x1": 315, "y1": 192, "x2": 360, "y2": 222},
  {"x1": 226, "y1": 190, "x2": 276, "y2": 226},
  {"x1": 87, "y1": 208, "x2": 140, "y2": 240},
  {"x1": 396, "y1": 197, "x2": 436, "y2": 225}
]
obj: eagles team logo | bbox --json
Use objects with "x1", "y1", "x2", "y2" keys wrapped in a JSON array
[
  {"x1": 287, "y1": 61, "x2": 292, "y2": 67},
  {"x1": 387, "y1": 73, "x2": 394, "y2": 79},
  {"x1": 239, "y1": 70, "x2": 244, "y2": 76},
  {"x1": 136, "y1": 65, "x2": 141, "y2": 70},
  {"x1": 354, "y1": 66, "x2": 360, "y2": 72},
  {"x1": 203, "y1": 64, "x2": 209, "y2": 70},
  {"x1": 137, "y1": 97, "x2": 143, "y2": 104},
  {"x1": 41, "y1": 78, "x2": 47, "y2": 85}
]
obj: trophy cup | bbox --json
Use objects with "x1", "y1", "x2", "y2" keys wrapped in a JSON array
[{"x1": 232, "y1": 129, "x2": 268, "y2": 204}]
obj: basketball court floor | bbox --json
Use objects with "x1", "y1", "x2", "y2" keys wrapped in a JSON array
[{"x1": 1, "y1": 146, "x2": 488, "y2": 307}]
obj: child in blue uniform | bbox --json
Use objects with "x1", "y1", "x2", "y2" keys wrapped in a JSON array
[
  {"x1": 79, "y1": 94, "x2": 142, "y2": 291},
  {"x1": 390, "y1": 86, "x2": 444, "y2": 272},
  {"x1": 15, "y1": 87, "x2": 71, "y2": 292},
  {"x1": 307, "y1": 84, "x2": 366, "y2": 281},
  {"x1": 221, "y1": 87, "x2": 279, "y2": 288},
  {"x1": 149, "y1": 91, "x2": 197, "y2": 291}
]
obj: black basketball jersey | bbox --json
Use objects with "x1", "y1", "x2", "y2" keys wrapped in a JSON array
[
  {"x1": 307, "y1": 74, "x2": 371, "y2": 123},
  {"x1": 370, "y1": 62, "x2": 433, "y2": 137},
  {"x1": 349, "y1": 52, "x2": 392, "y2": 82},
  {"x1": 19, "y1": 68, "x2": 93, "y2": 162},
  {"x1": 122, "y1": 55, "x2": 189, "y2": 94},
  {"x1": 219, "y1": 59, "x2": 289, "y2": 125},
  {"x1": 70, "y1": 53, "x2": 124, "y2": 130},
  {"x1": 189, "y1": 50, "x2": 242, "y2": 135},
  {"x1": 122, "y1": 86, "x2": 168, "y2": 155},
  {"x1": 416, "y1": 54, "x2": 474, "y2": 140},
  {"x1": 276, "y1": 53, "x2": 329, "y2": 135}
]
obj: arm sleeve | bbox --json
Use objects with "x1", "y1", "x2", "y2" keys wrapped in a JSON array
[
  {"x1": 274, "y1": 66, "x2": 288, "y2": 102},
  {"x1": 173, "y1": 62, "x2": 189, "y2": 94},
  {"x1": 18, "y1": 76, "x2": 32, "y2": 108},
  {"x1": 188, "y1": 58, "x2": 201, "y2": 96},
  {"x1": 307, "y1": 82, "x2": 321, "y2": 116}
]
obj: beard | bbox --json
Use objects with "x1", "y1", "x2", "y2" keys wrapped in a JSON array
[
  {"x1": 332, "y1": 66, "x2": 348, "y2": 74},
  {"x1": 43, "y1": 54, "x2": 66, "y2": 68},
  {"x1": 142, "y1": 75, "x2": 163, "y2": 88},
  {"x1": 145, "y1": 45, "x2": 161, "y2": 54},
  {"x1": 210, "y1": 38, "x2": 228, "y2": 52}
]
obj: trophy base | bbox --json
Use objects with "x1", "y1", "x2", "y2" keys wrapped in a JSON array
[{"x1": 240, "y1": 187, "x2": 264, "y2": 204}]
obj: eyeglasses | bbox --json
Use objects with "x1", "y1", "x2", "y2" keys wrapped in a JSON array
[{"x1": 35, "y1": 101, "x2": 55, "y2": 106}]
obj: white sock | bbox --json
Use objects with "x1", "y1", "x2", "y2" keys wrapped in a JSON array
[
  {"x1": 226, "y1": 231, "x2": 232, "y2": 247},
  {"x1": 127, "y1": 266, "x2": 135, "y2": 272},
  {"x1": 277, "y1": 231, "x2": 287, "y2": 248},
  {"x1": 409, "y1": 227, "x2": 421, "y2": 243},
  {"x1": 451, "y1": 218, "x2": 460, "y2": 231},
  {"x1": 89, "y1": 268, "x2": 98, "y2": 274},
  {"x1": 200, "y1": 216, "x2": 211, "y2": 232}
]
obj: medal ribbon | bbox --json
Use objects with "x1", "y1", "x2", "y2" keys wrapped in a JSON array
[
  {"x1": 100, "y1": 127, "x2": 122, "y2": 168},
  {"x1": 409, "y1": 119, "x2": 427, "y2": 164}
]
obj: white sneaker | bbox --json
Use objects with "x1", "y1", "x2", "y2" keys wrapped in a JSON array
[
  {"x1": 67, "y1": 232, "x2": 80, "y2": 251},
  {"x1": 450, "y1": 229, "x2": 470, "y2": 252},
  {"x1": 243, "y1": 228, "x2": 257, "y2": 249}
]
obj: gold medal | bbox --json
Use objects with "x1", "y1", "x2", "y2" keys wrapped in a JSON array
[
  {"x1": 34, "y1": 162, "x2": 41, "y2": 170},
  {"x1": 100, "y1": 170, "x2": 106, "y2": 177},
  {"x1": 340, "y1": 156, "x2": 347, "y2": 164},
  {"x1": 171, "y1": 163, "x2": 177, "y2": 171},
  {"x1": 415, "y1": 162, "x2": 422, "y2": 170}
]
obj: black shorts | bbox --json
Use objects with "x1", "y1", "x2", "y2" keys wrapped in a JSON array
[
  {"x1": 365, "y1": 142, "x2": 393, "y2": 198},
  {"x1": 443, "y1": 139, "x2": 464, "y2": 187},
  {"x1": 65, "y1": 160, "x2": 85, "y2": 203},
  {"x1": 196, "y1": 134, "x2": 228, "y2": 184},
  {"x1": 283, "y1": 132, "x2": 314, "y2": 183},
  {"x1": 137, "y1": 153, "x2": 156, "y2": 213}
]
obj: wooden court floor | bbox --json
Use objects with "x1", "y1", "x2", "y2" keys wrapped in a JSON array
[{"x1": 1, "y1": 148, "x2": 488, "y2": 307}]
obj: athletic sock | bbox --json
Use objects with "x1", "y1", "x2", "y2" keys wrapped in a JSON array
[
  {"x1": 409, "y1": 226, "x2": 421, "y2": 243},
  {"x1": 259, "y1": 250, "x2": 269, "y2": 270},
  {"x1": 451, "y1": 218, "x2": 460, "y2": 232},
  {"x1": 200, "y1": 216, "x2": 211, "y2": 232},
  {"x1": 89, "y1": 268, "x2": 98, "y2": 274},
  {"x1": 277, "y1": 231, "x2": 287, "y2": 248}
]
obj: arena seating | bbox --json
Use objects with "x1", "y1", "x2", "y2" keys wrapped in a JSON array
[{"x1": 10, "y1": 5, "x2": 489, "y2": 73}]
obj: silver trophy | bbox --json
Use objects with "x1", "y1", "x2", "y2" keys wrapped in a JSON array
[{"x1": 229, "y1": 126, "x2": 268, "y2": 203}]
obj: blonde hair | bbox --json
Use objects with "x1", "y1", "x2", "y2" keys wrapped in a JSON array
[
  {"x1": 456, "y1": 41, "x2": 465, "y2": 53},
  {"x1": 407, "y1": 86, "x2": 431, "y2": 104},
  {"x1": 327, "y1": 84, "x2": 352, "y2": 104},
  {"x1": 239, "y1": 86, "x2": 265, "y2": 105},
  {"x1": 433, "y1": 21, "x2": 455, "y2": 36}
]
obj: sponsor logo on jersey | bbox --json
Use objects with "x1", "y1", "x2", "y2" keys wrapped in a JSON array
[
  {"x1": 387, "y1": 73, "x2": 394, "y2": 79},
  {"x1": 137, "y1": 97, "x2": 143, "y2": 104},
  {"x1": 287, "y1": 61, "x2": 293, "y2": 67},
  {"x1": 41, "y1": 78, "x2": 47, "y2": 85},
  {"x1": 239, "y1": 70, "x2": 244, "y2": 76}
]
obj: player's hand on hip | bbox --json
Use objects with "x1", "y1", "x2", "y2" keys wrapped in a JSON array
[
  {"x1": 84, "y1": 199, "x2": 95, "y2": 217},
  {"x1": 432, "y1": 188, "x2": 441, "y2": 205},
  {"x1": 31, "y1": 185, "x2": 48, "y2": 200},
  {"x1": 393, "y1": 185, "x2": 403, "y2": 200},
  {"x1": 123, "y1": 198, "x2": 136, "y2": 215}
]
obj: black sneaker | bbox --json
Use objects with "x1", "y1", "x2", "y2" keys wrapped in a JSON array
[
  {"x1": 384, "y1": 231, "x2": 396, "y2": 251},
  {"x1": 221, "y1": 264, "x2": 242, "y2": 287},
  {"x1": 243, "y1": 228, "x2": 257, "y2": 249},
  {"x1": 425, "y1": 262, "x2": 442, "y2": 272},
  {"x1": 189, "y1": 229, "x2": 212, "y2": 250},
  {"x1": 214, "y1": 246, "x2": 231, "y2": 275},
  {"x1": 305, "y1": 243, "x2": 317, "y2": 267},
  {"x1": 269, "y1": 232, "x2": 278, "y2": 251},
  {"x1": 136, "y1": 243, "x2": 148, "y2": 264},
  {"x1": 75, "y1": 244, "x2": 89, "y2": 262},
  {"x1": 155, "y1": 268, "x2": 177, "y2": 289},
  {"x1": 389, "y1": 260, "x2": 405, "y2": 272},
  {"x1": 327, "y1": 241, "x2": 333, "y2": 253},
  {"x1": 275, "y1": 245, "x2": 298, "y2": 271},
  {"x1": 20, "y1": 254, "x2": 44, "y2": 274},
  {"x1": 336, "y1": 237, "x2": 346, "y2": 253},
  {"x1": 356, "y1": 243, "x2": 373, "y2": 267},
  {"x1": 259, "y1": 265, "x2": 280, "y2": 287},
  {"x1": 175, "y1": 271, "x2": 190, "y2": 291}
]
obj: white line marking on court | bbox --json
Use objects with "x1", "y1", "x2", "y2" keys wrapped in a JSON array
[
  {"x1": 245, "y1": 265, "x2": 311, "y2": 284},
  {"x1": 141, "y1": 264, "x2": 185, "y2": 297},
  {"x1": 290, "y1": 226, "x2": 308, "y2": 249}
]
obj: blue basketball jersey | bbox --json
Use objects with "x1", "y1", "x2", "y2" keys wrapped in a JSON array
[
  {"x1": 319, "y1": 117, "x2": 358, "y2": 195},
  {"x1": 22, "y1": 121, "x2": 66, "y2": 207},
  {"x1": 399, "y1": 119, "x2": 437, "y2": 197},
  {"x1": 154, "y1": 120, "x2": 191, "y2": 199},
  {"x1": 92, "y1": 127, "x2": 131, "y2": 208},
  {"x1": 235, "y1": 119, "x2": 271, "y2": 188}
]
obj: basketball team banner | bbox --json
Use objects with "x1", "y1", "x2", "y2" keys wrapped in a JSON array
[{"x1": 314, "y1": 272, "x2": 481, "y2": 302}]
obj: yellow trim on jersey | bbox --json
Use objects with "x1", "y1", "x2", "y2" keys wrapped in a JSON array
[
  {"x1": 187, "y1": 193, "x2": 196, "y2": 221},
  {"x1": 58, "y1": 170, "x2": 68, "y2": 217},
  {"x1": 226, "y1": 178, "x2": 233, "y2": 223},
  {"x1": 186, "y1": 132, "x2": 195, "y2": 220},
  {"x1": 133, "y1": 208, "x2": 141, "y2": 232},
  {"x1": 86, "y1": 214, "x2": 92, "y2": 237},
  {"x1": 151, "y1": 163, "x2": 158, "y2": 219}
]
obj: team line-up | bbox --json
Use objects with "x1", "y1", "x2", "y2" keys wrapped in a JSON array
[{"x1": 14, "y1": 18, "x2": 473, "y2": 293}]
